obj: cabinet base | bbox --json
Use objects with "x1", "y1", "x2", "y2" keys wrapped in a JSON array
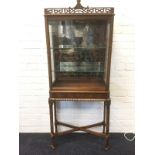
[{"x1": 48, "y1": 98, "x2": 111, "y2": 150}]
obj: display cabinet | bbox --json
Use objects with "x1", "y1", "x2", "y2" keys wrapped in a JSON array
[{"x1": 44, "y1": 0, "x2": 114, "y2": 150}]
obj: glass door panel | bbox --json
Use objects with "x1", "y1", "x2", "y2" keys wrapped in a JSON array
[{"x1": 48, "y1": 20, "x2": 107, "y2": 81}]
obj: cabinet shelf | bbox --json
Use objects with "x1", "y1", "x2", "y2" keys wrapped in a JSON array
[
  {"x1": 53, "y1": 71, "x2": 104, "y2": 73},
  {"x1": 51, "y1": 47, "x2": 106, "y2": 50},
  {"x1": 52, "y1": 80, "x2": 106, "y2": 91}
]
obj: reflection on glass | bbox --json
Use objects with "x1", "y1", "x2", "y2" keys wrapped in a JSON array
[
  {"x1": 48, "y1": 20, "x2": 106, "y2": 48},
  {"x1": 48, "y1": 20, "x2": 106, "y2": 80},
  {"x1": 58, "y1": 62, "x2": 103, "y2": 72}
]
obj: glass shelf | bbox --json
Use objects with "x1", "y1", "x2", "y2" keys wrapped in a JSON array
[
  {"x1": 55, "y1": 72, "x2": 104, "y2": 80},
  {"x1": 52, "y1": 71, "x2": 104, "y2": 73},
  {"x1": 51, "y1": 46, "x2": 106, "y2": 50}
]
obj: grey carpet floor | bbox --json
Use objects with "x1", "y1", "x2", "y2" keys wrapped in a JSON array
[{"x1": 19, "y1": 133, "x2": 135, "y2": 155}]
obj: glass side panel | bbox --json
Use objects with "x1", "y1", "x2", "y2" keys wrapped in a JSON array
[{"x1": 48, "y1": 20, "x2": 107, "y2": 81}]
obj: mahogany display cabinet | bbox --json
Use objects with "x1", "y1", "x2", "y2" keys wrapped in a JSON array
[{"x1": 44, "y1": 0, "x2": 114, "y2": 150}]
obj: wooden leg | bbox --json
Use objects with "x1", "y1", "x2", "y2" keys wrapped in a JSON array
[
  {"x1": 54, "y1": 101, "x2": 58, "y2": 134},
  {"x1": 103, "y1": 101, "x2": 107, "y2": 133},
  {"x1": 48, "y1": 99, "x2": 56, "y2": 150},
  {"x1": 104, "y1": 99, "x2": 111, "y2": 150},
  {"x1": 105, "y1": 134, "x2": 110, "y2": 151}
]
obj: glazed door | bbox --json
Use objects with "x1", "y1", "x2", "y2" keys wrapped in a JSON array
[{"x1": 47, "y1": 19, "x2": 111, "y2": 83}]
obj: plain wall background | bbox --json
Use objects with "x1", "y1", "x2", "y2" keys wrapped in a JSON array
[{"x1": 19, "y1": 0, "x2": 135, "y2": 133}]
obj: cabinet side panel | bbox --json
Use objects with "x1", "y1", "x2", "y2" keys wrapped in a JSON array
[
  {"x1": 104, "y1": 17, "x2": 114, "y2": 89},
  {"x1": 44, "y1": 16, "x2": 53, "y2": 88}
]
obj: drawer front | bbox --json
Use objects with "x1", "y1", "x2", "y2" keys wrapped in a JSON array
[{"x1": 50, "y1": 92, "x2": 109, "y2": 99}]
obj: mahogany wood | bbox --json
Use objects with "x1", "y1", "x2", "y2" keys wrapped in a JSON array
[
  {"x1": 44, "y1": 0, "x2": 114, "y2": 151},
  {"x1": 53, "y1": 101, "x2": 58, "y2": 133}
]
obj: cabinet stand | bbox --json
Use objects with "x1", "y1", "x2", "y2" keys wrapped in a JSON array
[{"x1": 48, "y1": 98, "x2": 111, "y2": 150}]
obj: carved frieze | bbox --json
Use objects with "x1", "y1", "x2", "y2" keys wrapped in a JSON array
[{"x1": 45, "y1": 7, "x2": 114, "y2": 15}]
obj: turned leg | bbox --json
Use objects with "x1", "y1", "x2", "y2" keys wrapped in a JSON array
[
  {"x1": 103, "y1": 101, "x2": 107, "y2": 133},
  {"x1": 48, "y1": 99, "x2": 56, "y2": 149},
  {"x1": 104, "y1": 99, "x2": 111, "y2": 151},
  {"x1": 54, "y1": 101, "x2": 58, "y2": 134}
]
